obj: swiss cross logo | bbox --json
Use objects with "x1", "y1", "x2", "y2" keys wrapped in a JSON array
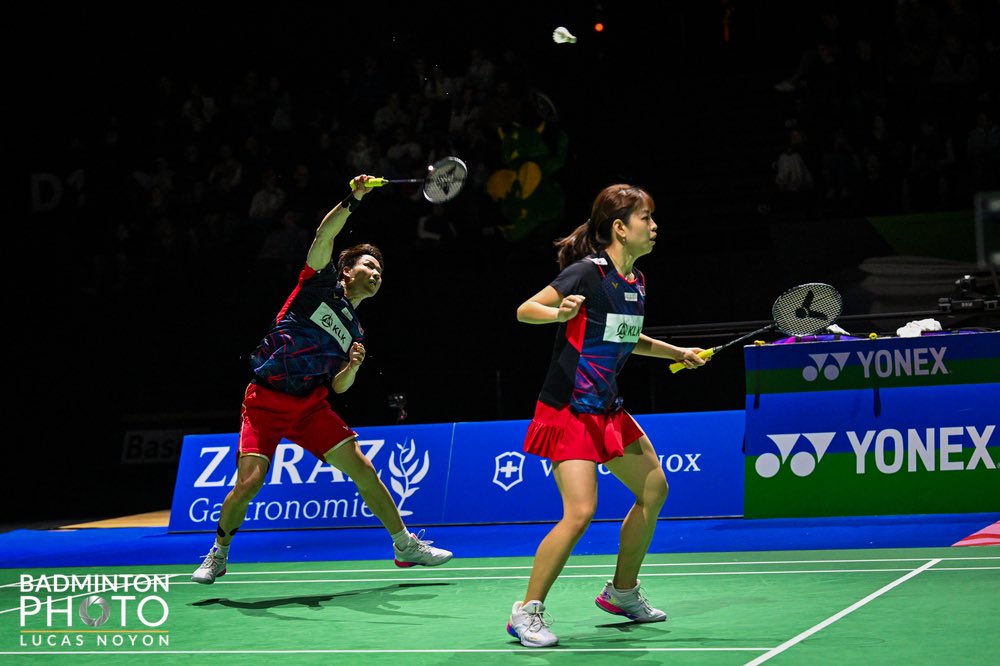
[{"x1": 493, "y1": 452, "x2": 525, "y2": 490}]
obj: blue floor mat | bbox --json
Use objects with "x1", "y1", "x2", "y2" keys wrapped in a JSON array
[{"x1": 2, "y1": 513, "x2": 997, "y2": 569}]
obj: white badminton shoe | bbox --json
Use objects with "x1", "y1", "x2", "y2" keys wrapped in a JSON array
[
  {"x1": 191, "y1": 547, "x2": 228, "y2": 584},
  {"x1": 595, "y1": 580, "x2": 667, "y2": 622},
  {"x1": 507, "y1": 600, "x2": 558, "y2": 647},
  {"x1": 393, "y1": 530, "x2": 453, "y2": 567}
]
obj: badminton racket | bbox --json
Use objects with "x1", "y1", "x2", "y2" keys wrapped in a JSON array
[
  {"x1": 529, "y1": 88, "x2": 559, "y2": 122},
  {"x1": 350, "y1": 156, "x2": 468, "y2": 204},
  {"x1": 669, "y1": 282, "x2": 843, "y2": 373}
]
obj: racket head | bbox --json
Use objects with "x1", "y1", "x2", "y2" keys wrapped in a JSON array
[
  {"x1": 528, "y1": 88, "x2": 559, "y2": 122},
  {"x1": 422, "y1": 156, "x2": 468, "y2": 204},
  {"x1": 771, "y1": 282, "x2": 843, "y2": 336}
]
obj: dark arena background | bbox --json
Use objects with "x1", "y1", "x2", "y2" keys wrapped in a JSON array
[
  {"x1": 12, "y1": 0, "x2": 1000, "y2": 547},
  {"x1": 4, "y1": 2, "x2": 999, "y2": 662}
]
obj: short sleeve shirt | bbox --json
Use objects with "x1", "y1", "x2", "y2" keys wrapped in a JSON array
[
  {"x1": 538, "y1": 251, "x2": 646, "y2": 413},
  {"x1": 249, "y1": 263, "x2": 365, "y2": 396}
]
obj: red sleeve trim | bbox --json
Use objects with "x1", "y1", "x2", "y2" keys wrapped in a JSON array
[
  {"x1": 566, "y1": 305, "x2": 587, "y2": 352},
  {"x1": 274, "y1": 264, "x2": 315, "y2": 324}
]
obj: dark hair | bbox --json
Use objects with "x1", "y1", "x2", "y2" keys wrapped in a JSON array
[
  {"x1": 337, "y1": 243, "x2": 384, "y2": 276},
  {"x1": 553, "y1": 184, "x2": 654, "y2": 269}
]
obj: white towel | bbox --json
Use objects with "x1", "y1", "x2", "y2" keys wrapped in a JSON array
[{"x1": 896, "y1": 318, "x2": 943, "y2": 338}]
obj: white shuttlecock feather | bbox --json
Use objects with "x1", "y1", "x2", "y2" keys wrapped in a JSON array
[{"x1": 552, "y1": 27, "x2": 577, "y2": 44}]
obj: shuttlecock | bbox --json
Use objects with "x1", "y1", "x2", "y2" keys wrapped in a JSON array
[{"x1": 552, "y1": 26, "x2": 577, "y2": 44}]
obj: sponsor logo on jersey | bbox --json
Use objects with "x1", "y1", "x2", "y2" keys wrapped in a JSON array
[
  {"x1": 309, "y1": 302, "x2": 351, "y2": 352},
  {"x1": 604, "y1": 313, "x2": 643, "y2": 343}
]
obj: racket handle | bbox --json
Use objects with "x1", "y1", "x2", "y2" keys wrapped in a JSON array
[
  {"x1": 669, "y1": 348, "x2": 716, "y2": 374},
  {"x1": 349, "y1": 178, "x2": 387, "y2": 190}
]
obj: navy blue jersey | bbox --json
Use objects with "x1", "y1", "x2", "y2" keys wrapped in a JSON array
[
  {"x1": 538, "y1": 251, "x2": 646, "y2": 413},
  {"x1": 250, "y1": 263, "x2": 364, "y2": 396}
]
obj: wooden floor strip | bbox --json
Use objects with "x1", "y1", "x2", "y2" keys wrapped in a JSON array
[{"x1": 59, "y1": 509, "x2": 171, "y2": 529}]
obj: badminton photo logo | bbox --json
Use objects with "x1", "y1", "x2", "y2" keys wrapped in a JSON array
[
  {"x1": 78, "y1": 596, "x2": 111, "y2": 626},
  {"x1": 802, "y1": 352, "x2": 850, "y2": 381},
  {"x1": 388, "y1": 438, "x2": 430, "y2": 517},
  {"x1": 755, "y1": 432, "x2": 835, "y2": 478},
  {"x1": 493, "y1": 451, "x2": 525, "y2": 490},
  {"x1": 17, "y1": 574, "x2": 171, "y2": 650}
]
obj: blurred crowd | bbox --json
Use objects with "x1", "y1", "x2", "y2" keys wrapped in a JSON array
[
  {"x1": 26, "y1": 1, "x2": 998, "y2": 426},
  {"x1": 768, "y1": 1, "x2": 1000, "y2": 218},
  {"x1": 70, "y1": 47, "x2": 541, "y2": 304}
]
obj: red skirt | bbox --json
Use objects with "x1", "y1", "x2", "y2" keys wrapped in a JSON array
[{"x1": 523, "y1": 401, "x2": 645, "y2": 464}]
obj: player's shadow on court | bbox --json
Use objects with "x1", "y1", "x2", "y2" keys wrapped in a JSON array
[
  {"x1": 593, "y1": 621, "x2": 750, "y2": 646},
  {"x1": 592, "y1": 619, "x2": 673, "y2": 640},
  {"x1": 191, "y1": 582, "x2": 451, "y2": 621},
  {"x1": 594, "y1": 619, "x2": 663, "y2": 634}
]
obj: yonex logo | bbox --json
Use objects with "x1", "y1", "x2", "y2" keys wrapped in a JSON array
[
  {"x1": 755, "y1": 426, "x2": 995, "y2": 478},
  {"x1": 755, "y1": 432, "x2": 835, "y2": 477},
  {"x1": 803, "y1": 353, "x2": 850, "y2": 381},
  {"x1": 857, "y1": 347, "x2": 949, "y2": 378},
  {"x1": 801, "y1": 348, "x2": 951, "y2": 382}
]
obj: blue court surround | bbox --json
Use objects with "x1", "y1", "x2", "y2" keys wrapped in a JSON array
[{"x1": 2, "y1": 513, "x2": 998, "y2": 569}]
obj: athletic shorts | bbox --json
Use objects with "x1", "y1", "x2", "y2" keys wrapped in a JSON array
[
  {"x1": 238, "y1": 382, "x2": 357, "y2": 462},
  {"x1": 522, "y1": 400, "x2": 645, "y2": 464}
]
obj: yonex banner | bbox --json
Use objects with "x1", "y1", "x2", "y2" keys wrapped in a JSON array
[
  {"x1": 743, "y1": 331, "x2": 1000, "y2": 518},
  {"x1": 168, "y1": 411, "x2": 745, "y2": 532}
]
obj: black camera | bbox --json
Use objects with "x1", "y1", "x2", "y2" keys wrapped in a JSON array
[{"x1": 938, "y1": 274, "x2": 999, "y2": 313}]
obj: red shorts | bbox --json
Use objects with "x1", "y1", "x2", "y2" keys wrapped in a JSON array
[
  {"x1": 523, "y1": 401, "x2": 645, "y2": 464},
  {"x1": 238, "y1": 382, "x2": 357, "y2": 462}
]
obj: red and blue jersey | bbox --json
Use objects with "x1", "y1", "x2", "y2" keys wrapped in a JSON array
[
  {"x1": 250, "y1": 263, "x2": 364, "y2": 396},
  {"x1": 538, "y1": 251, "x2": 646, "y2": 414}
]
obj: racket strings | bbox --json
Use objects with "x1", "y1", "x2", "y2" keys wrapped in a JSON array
[
  {"x1": 423, "y1": 158, "x2": 468, "y2": 204},
  {"x1": 772, "y1": 283, "x2": 843, "y2": 336}
]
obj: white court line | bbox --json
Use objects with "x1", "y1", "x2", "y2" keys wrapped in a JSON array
[
  {"x1": 0, "y1": 569, "x2": 824, "y2": 616},
  {"x1": 743, "y1": 558, "x2": 941, "y2": 666},
  {"x1": 4, "y1": 564, "x2": 993, "y2": 616},
  {"x1": 0, "y1": 647, "x2": 771, "y2": 656},
  {"x1": 130, "y1": 565, "x2": 1000, "y2": 585},
  {"x1": 932, "y1": 566, "x2": 1000, "y2": 571},
  {"x1": 185, "y1": 554, "x2": 997, "y2": 576},
  {"x1": 2, "y1": 555, "x2": 997, "y2": 586}
]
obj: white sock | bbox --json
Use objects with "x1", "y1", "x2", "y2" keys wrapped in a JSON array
[
  {"x1": 391, "y1": 528, "x2": 412, "y2": 549},
  {"x1": 212, "y1": 542, "x2": 230, "y2": 558}
]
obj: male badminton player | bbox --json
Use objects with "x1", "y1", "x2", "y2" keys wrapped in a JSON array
[{"x1": 192, "y1": 174, "x2": 453, "y2": 584}]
